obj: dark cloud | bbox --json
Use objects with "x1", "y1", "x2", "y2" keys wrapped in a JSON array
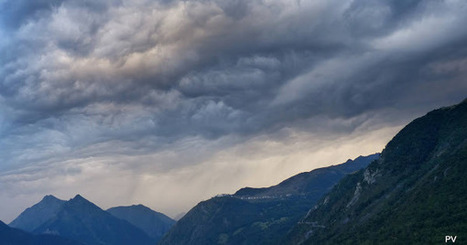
[
  {"x1": 0, "y1": 0, "x2": 466, "y2": 145},
  {"x1": 0, "y1": 0, "x2": 65, "y2": 30}
]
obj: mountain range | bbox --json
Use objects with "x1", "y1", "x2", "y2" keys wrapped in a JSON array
[
  {"x1": 8, "y1": 195, "x2": 175, "y2": 245},
  {"x1": 159, "y1": 154, "x2": 379, "y2": 245}
]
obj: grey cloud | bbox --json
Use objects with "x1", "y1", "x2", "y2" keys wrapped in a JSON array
[
  {"x1": 1, "y1": 0, "x2": 466, "y2": 133},
  {"x1": 0, "y1": 0, "x2": 65, "y2": 30},
  {"x1": 0, "y1": 0, "x2": 466, "y2": 148}
]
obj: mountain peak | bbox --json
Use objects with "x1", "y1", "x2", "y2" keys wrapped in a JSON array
[
  {"x1": 111, "y1": 204, "x2": 154, "y2": 213},
  {"x1": 9, "y1": 195, "x2": 65, "y2": 231},
  {"x1": 73, "y1": 194, "x2": 84, "y2": 199},
  {"x1": 69, "y1": 194, "x2": 90, "y2": 204},
  {"x1": 64, "y1": 194, "x2": 103, "y2": 214},
  {"x1": 42, "y1": 194, "x2": 61, "y2": 202},
  {"x1": 131, "y1": 204, "x2": 152, "y2": 211},
  {"x1": 29, "y1": 195, "x2": 155, "y2": 245}
]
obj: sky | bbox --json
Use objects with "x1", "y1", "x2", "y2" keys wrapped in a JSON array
[{"x1": 1, "y1": 0, "x2": 467, "y2": 223}]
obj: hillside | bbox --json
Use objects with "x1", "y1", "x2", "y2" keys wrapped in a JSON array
[
  {"x1": 285, "y1": 99, "x2": 467, "y2": 244},
  {"x1": 10, "y1": 195, "x2": 65, "y2": 232},
  {"x1": 159, "y1": 154, "x2": 378, "y2": 245},
  {"x1": 0, "y1": 220, "x2": 82, "y2": 245}
]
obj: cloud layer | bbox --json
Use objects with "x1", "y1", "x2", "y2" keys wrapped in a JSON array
[{"x1": 1, "y1": 0, "x2": 467, "y2": 221}]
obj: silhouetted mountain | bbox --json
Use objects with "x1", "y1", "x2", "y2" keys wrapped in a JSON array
[
  {"x1": 159, "y1": 154, "x2": 378, "y2": 245},
  {"x1": 0, "y1": 220, "x2": 82, "y2": 245},
  {"x1": 10, "y1": 194, "x2": 155, "y2": 245},
  {"x1": 10, "y1": 195, "x2": 65, "y2": 232},
  {"x1": 107, "y1": 204, "x2": 175, "y2": 241},
  {"x1": 285, "y1": 99, "x2": 467, "y2": 244}
]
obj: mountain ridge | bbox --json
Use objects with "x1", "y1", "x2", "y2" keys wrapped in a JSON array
[
  {"x1": 9, "y1": 194, "x2": 160, "y2": 245},
  {"x1": 284, "y1": 98, "x2": 467, "y2": 244},
  {"x1": 234, "y1": 155, "x2": 377, "y2": 199},
  {"x1": 159, "y1": 153, "x2": 379, "y2": 245},
  {"x1": 32, "y1": 194, "x2": 155, "y2": 245},
  {"x1": 107, "y1": 204, "x2": 175, "y2": 242}
]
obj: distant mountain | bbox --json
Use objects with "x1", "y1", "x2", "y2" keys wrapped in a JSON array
[
  {"x1": 10, "y1": 194, "x2": 155, "y2": 245},
  {"x1": 285, "y1": 99, "x2": 467, "y2": 244},
  {"x1": 0, "y1": 220, "x2": 82, "y2": 245},
  {"x1": 159, "y1": 154, "x2": 379, "y2": 245},
  {"x1": 235, "y1": 155, "x2": 378, "y2": 198},
  {"x1": 10, "y1": 195, "x2": 65, "y2": 232},
  {"x1": 107, "y1": 204, "x2": 175, "y2": 241}
]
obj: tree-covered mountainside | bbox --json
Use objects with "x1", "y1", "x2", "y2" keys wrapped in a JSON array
[
  {"x1": 0, "y1": 220, "x2": 83, "y2": 245},
  {"x1": 285, "y1": 99, "x2": 467, "y2": 244},
  {"x1": 107, "y1": 204, "x2": 175, "y2": 242},
  {"x1": 159, "y1": 154, "x2": 379, "y2": 245}
]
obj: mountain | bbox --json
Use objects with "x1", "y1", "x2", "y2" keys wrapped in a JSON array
[
  {"x1": 285, "y1": 99, "x2": 467, "y2": 244},
  {"x1": 159, "y1": 154, "x2": 379, "y2": 245},
  {"x1": 10, "y1": 195, "x2": 65, "y2": 232},
  {"x1": 234, "y1": 155, "x2": 377, "y2": 199},
  {"x1": 107, "y1": 204, "x2": 175, "y2": 241},
  {"x1": 0, "y1": 220, "x2": 82, "y2": 245},
  {"x1": 10, "y1": 194, "x2": 155, "y2": 245}
]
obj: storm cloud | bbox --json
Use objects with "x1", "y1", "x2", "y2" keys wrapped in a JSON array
[{"x1": 1, "y1": 0, "x2": 467, "y2": 221}]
